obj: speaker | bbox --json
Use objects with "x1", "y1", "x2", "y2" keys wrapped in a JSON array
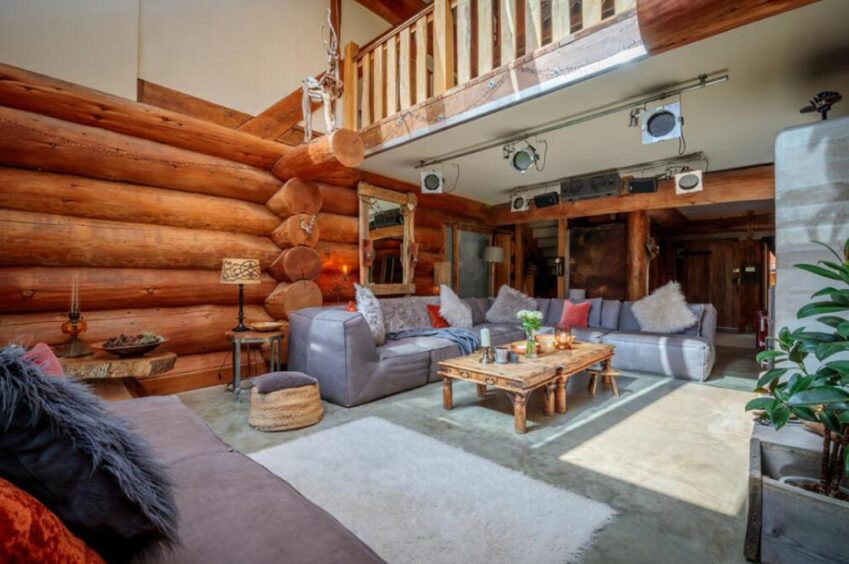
[
  {"x1": 510, "y1": 193, "x2": 530, "y2": 212},
  {"x1": 675, "y1": 169, "x2": 703, "y2": 195},
  {"x1": 561, "y1": 173, "x2": 620, "y2": 201},
  {"x1": 628, "y1": 177, "x2": 657, "y2": 194},
  {"x1": 642, "y1": 102, "x2": 682, "y2": 144},
  {"x1": 420, "y1": 170, "x2": 443, "y2": 194},
  {"x1": 533, "y1": 191, "x2": 560, "y2": 208}
]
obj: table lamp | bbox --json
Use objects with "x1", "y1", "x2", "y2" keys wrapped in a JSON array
[
  {"x1": 220, "y1": 258, "x2": 262, "y2": 332},
  {"x1": 483, "y1": 246, "x2": 505, "y2": 297}
]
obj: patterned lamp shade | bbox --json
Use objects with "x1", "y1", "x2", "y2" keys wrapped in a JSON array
[{"x1": 220, "y1": 258, "x2": 262, "y2": 284}]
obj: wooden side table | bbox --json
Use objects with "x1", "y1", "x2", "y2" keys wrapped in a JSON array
[
  {"x1": 60, "y1": 350, "x2": 177, "y2": 401},
  {"x1": 226, "y1": 330, "x2": 285, "y2": 403}
]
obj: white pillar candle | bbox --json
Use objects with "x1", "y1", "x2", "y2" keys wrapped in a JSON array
[{"x1": 480, "y1": 328, "x2": 491, "y2": 347}]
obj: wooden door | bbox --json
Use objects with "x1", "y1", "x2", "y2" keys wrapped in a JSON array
[{"x1": 678, "y1": 239, "x2": 741, "y2": 330}]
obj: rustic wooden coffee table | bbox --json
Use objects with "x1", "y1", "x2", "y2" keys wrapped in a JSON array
[{"x1": 437, "y1": 342, "x2": 616, "y2": 434}]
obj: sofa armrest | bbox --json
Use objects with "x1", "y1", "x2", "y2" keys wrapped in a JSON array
[
  {"x1": 287, "y1": 307, "x2": 380, "y2": 407},
  {"x1": 700, "y1": 304, "x2": 718, "y2": 343}
]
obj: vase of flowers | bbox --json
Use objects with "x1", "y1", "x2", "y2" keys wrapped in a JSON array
[{"x1": 517, "y1": 310, "x2": 543, "y2": 359}]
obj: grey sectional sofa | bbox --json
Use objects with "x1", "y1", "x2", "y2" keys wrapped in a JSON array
[{"x1": 288, "y1": 296, "x2": 717, "y2": 407}]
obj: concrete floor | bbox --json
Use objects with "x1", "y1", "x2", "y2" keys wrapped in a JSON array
[{"x1": 179, "y1": 355, "x2": 758, "y2": 564}]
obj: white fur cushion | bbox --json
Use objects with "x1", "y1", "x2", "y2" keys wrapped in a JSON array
[
  {"x1": 631, "y1": 281, "x2": 697, "y2": 333},
  {"x1": 485, "y1": 285, "x2": 537, "y2": 323},
  {"x1": 355, "y1": 284, "x2": 386, "y2": 344},
  {"x1": 439, "y1": 285, "x2": 473, "y2": 328}
]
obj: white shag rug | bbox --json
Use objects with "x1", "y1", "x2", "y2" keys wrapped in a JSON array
[{"x1": 249, "y1": 417, "x2": 615, "y2": 564}]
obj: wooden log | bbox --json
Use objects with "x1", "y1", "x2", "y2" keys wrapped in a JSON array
[
  {"x1": 265, "y1": 177, "x2": 323, "y2": 217},
  {"x1": 317, "y1": 213, "x2": 359, "y2": 244},
  {"x1": 316, "y1": 270, "x2": 356, "y2": 302},
  {"x1": 137, "y1": 79, "x2": 252, "y2": 129},
  {"x1": 0, "y1": 305, "x2": 272, "y2": 356},
  {"x1": 317, "y1": 182, "x2": 358, "y2": 216},
  {"x1": 271, "y1": 129, "x2": 365, "y2": 187},
  {"x1": 0, "y1": 267, "x2": 276, "y2": 313},
  {"x1": 316, "y1": 242, "x2": 360, "y2": 273},
  {"x1": 0, "y1": 107, "x2": 281, "y2": 204},
  {"x1": 0, "y1": 168, "x2": 279, "y2": 236},
  {"x1": 0, "y1": 63, "x2": 287, "y2": 169},
  {"x1": 264, "y1": 281, "x2": 323, "y2": 320},
  {"x1": 271, "y1": 214, "x2": 321, "y2": 248},
  {"x1": 415, "y1": 276, "x2": 440, "y2": 296},
  {"x1": 416, "y1": 226, "x2": 444, "y2": 253},
  {"x1": 626, "y1": 210, "x2": 649, "y2": 301},
  {"x1": 637, "y1": 0, "x2": 816, "y2": 54},
  {"x1": 268, "y1": 247, "x2": 322, "y2": 282},
  {"x1": 0, "y1": 210, "x2": 280, "y2": 270},
  {"x1": 138, "y1": 350, "x2": 268, "y2": 396}
]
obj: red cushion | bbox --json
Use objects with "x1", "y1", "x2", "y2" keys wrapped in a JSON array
[
  {"x1": 0, "y1": 477, "x2": 105, "y2": 563},
  {"x1": 345, "y1": 300, "x2": 357, "y2": 312},
  {"x1": 426, "y1": 304, "x2": 450, "y2": 328},
  {"x1": 558, "y1": 300, "x2": 591, "y2": 328},
  {"x1": 22, "y1": 343, "x2": 64, "y2": 377}
]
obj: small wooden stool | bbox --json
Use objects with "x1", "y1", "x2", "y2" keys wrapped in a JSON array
[
  {"x1": 249, "y1": 372, "x2": 323, "y2": 431},
  {"x1": 586, "y1": 359, "x2": 621, "y2": 397}
]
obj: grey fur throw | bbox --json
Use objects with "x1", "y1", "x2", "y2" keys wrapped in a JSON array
[{"x1": 0, "y1": 346, "x2": 178, "y2": 563}]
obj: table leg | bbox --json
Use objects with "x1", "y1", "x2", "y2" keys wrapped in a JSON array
[
  {"x1": 556, "y1": 376, "x2": 567, "y2": 414},
  {"x1": 588, "y1": 372, "x2": 598, "y2": 396},
  {"x1": 602, "y1": 359, "x2": 620, "y2": 396},
  {"x1": 543, "y1": 382, "x2": 555, "y2": 416},
  {"x1": 233, "y1": 342, "x2": 241, "y2": 403},
  {"x1": 476, "y1": 384, "x2": 487, "y2": 398},
  {"x1": 277, "y1": 337, "x2": 284, "y2": 371},
  {"x1": 442, "y1": 377, "x2": 453, "y2": 410},
  {"x1": 513, "y1": 393, "x2": 527, "y2": 434}
]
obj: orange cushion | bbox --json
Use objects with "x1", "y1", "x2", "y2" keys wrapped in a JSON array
[
  {"x1": 345, "y1": 300, "x2": 357, "y2": 313},
  {"x1": 22, "y1": 343, "x2": 64, "y2": 377},
  {"x1": 558, "y1": 300, "x2": 591, "y2": 328},
  {"x1": 426, "y1": 304, "x2": 450, "y2": 328},
  {"x1": 0, "y1": 477, "x2": 104, "y2": 564}
]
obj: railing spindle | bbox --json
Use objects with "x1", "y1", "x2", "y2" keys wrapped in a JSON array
[
  {"x1": 457, "y1": 0, "x2": 473, "y2": 84},
  {"x1": 582, "y1": 0, "x2": 604, "y2": 30},
  {"x1": 500, "y1": 0, "x2": 517, "y2": 65},
  {"x1": 434, "y1": 0, "x2": 456, "y2": 95},
  {"x1": 343, "y1": 42, "x2": 359, "y2": 130},
  {"x1": 477, "y1": 0, "x2": 494, "y2": 74},
  {"x1": 525, "y1": 0, "x2": 543, "y2": 53},
  {"x1": 386, "y1": 35, "x2": 399, "y2": 115},
  {"x1": 361, "y1": 53, "x2": 372, "y2": 126},
  {"x1": 373, "y1": 44, "x2": 385, "y2": 120},
  {"x1": 551, "y1": 0, "x2": 571, "y2": 43},
  {"x1": 399, "y1": 27, "x2": 412, "y2": 110},
  {"x1": 415, "y1": 18, "x2": 429, "y2": 104}
]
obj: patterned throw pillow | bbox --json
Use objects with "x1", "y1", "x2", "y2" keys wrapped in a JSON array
[
  {"x1": 438, "y1": 285, "x2": 473, "y2": 328},
  {"x1": 355, "y1": 284, "x2": 386, "y2": 344},
  {"x1": 426, "y1": 304, "x2": 449, "y2": 328},
  {"x1": 631, "y1": 281, "x2": 698, "y2": 333},
  {"x1": 485, "y1": 285, "x2": 537, "y2": 323},
  {"x1": 0, "y1": 476, "x2": 105, "y2": 563},
  {"x1": 558, "y1": 300, "x2": 591, "y2": 328}
]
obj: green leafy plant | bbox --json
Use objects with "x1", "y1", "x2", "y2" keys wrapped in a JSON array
[{"x1": 746, "y1": 238, "x2": 849, "y2": 498}]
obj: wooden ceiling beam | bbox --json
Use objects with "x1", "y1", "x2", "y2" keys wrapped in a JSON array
[
  {"x1": 488, "y1": 165, "x2": 775, "y2": 225},
  {"x1": 354, "y1": 0, "x2": 428, "y2": 26},
  {"x1": 647, "y1": 207, "x2": 689, "y2": 229},
  {"x1": 136, "y1": 79, "x2": 252, "y2": 129}
]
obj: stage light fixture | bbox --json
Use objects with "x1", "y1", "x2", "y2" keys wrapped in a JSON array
[{"x1": 504, "y1": 142, "x2": 539, "y2": 174}]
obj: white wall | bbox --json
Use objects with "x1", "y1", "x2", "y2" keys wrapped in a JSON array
[
  {"x1": 0, "y1": 0, "x2": 139, "y2": 99},
  {"x1": 0, "y1": 0, "x2": 389, "y2": 120}
]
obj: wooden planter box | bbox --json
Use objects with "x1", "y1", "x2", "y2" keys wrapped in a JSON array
[{"x1": 746, "y1": 427, "x2": 849, "y2": 563}]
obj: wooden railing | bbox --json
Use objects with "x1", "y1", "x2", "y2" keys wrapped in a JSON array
[{"x1": 343, "y1": 0, "x2": 636, "y2": 131}]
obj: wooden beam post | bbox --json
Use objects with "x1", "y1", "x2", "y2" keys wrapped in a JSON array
[
  {"x1": 514, "y1": 223, "x2": 524, "y2": 290},
  {"x1": 626, "y1": 210, "x2": 649, "y2": 300},
  {"x1": 557, "y1": 218, "x2": 568, "y2": 299},
  {"x1": 434, "y1": 0, "x2": 456, "y2": 95},
  {"x1": 343, "y1": 42, "x2": 360, "y2": 130}
]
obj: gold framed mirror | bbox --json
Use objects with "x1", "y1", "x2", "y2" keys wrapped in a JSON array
[{"x1": 358, "y1": 182, "x2": 417, "y2": 295}]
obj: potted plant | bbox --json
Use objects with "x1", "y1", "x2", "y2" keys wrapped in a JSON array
[{"x1": 744, "y1": 238, "x2": 849, "y2": 562}]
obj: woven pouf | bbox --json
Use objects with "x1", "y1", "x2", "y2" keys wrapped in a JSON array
[{"x1": 249, "y1": 372, "x2": 323, "y2": 432}]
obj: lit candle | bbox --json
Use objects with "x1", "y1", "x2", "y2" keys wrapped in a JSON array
[
  {"x1": 342, "y1": 264, "x2": 349, "y2": 276},
  {"x1": 480, "y1": 328, "x2": 491, "y2": 348}
]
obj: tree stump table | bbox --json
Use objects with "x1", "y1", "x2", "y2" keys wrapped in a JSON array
[{"x1": 59, "y1": 350, "x2": 177, "y2": 401}]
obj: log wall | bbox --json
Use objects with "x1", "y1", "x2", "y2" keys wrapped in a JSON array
[{"x1": 0, "y1": 64, "x2": 487, "y2": 395}]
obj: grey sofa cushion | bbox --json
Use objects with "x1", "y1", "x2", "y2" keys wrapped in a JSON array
[
  {"x1": 544, "y1": 298, "x2": 602, "y2": 327},
  {"x1": 602, "y1": 331, "x2": 715, "y2": 381},
  {"x1": 682, "y1": 304, "x2": 706, "y2": 336},
  {"x1": 621, "y1": 301, "x2": 708, "y2": 336},
  {"x1": 381, "y1": 296, "x2": 435, "y2": 333},
  {"x1": 536, "y1": 299, "x2": 552, "y2": 323},
  {"x1": 600, "y1": 300, "x2": 622, "y2": 330},
  {"x1": 355, "y1": 284, "x2": 386, "y2": 344},
  {"x1": 618, "y1": 302, "x2": 642, "y2": 332},
  {"x1": 485, "y1": 285, "x2": 537, "y2": 323},
  {"x1": 110, "y1": 397, "x2": 384, "y2": 564}
]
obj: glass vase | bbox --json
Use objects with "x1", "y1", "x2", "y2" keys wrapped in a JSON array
[{"x1": 525, "y1": 328, "x2": 538, "y2": 359}]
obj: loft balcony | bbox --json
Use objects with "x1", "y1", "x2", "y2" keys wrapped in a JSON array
[{"x1": 343, "y1": 0, "x2": 643, "y2": 155}]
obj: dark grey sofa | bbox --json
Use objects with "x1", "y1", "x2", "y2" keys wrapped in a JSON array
[
  {"x1": 109, "y1": 396, "x2": 383, "y2": 564},
  {"x1": 288, "y1": 296, "x2": 717, "y2": 408}
]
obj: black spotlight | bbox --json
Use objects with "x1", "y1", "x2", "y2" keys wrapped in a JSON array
[{"x1": 507, "y1": 146, "x2": 539, "y2": 173}]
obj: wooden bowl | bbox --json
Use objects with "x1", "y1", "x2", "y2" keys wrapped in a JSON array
[
  {"x1": 510, "y1": 340, "x2": 540, "y2": 355},
  {"x1": 93, "y1": 338, "x2": 167, "y2": 358},
  {"x1": 247, "y1": 321, "x2": 286, "y2": 332}
]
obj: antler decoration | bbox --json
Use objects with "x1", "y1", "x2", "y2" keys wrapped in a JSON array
[{"x1": 302, "y1": 9, "x2": 344, "y2": 143}]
